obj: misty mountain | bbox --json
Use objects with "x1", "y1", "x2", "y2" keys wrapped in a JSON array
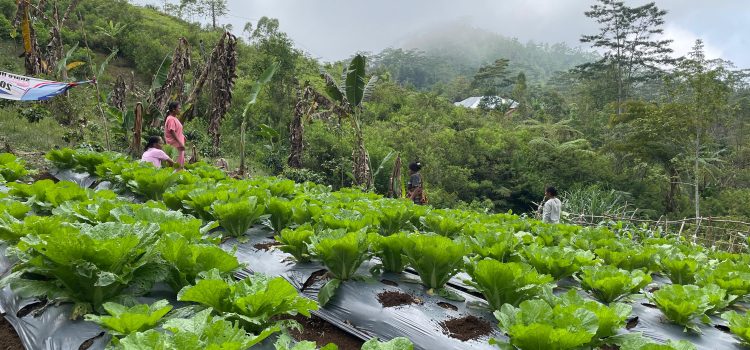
[{"x1": 370, "y1": 22, "x2": 598, "y2": 91}]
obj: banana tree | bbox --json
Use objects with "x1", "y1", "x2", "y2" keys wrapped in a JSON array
[
  {"x1": 238, "y1": 61, "x2": 280, "y2": 176},
  {"x1": 320, "y1": 54, "x2": 379, "y2": 189}
]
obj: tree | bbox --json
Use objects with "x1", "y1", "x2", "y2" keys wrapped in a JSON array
[
  {"x1": 578, "y1": 0, "x2": 675, "y2": 114},
  {"x1": 472, "y1": 58, "x2": 513, "y2": 95},
  {"x1": 321, "y1": 54, "x2": 379, "y2": 189},
  {"x1": 666, "y1": 40, "x2": 735, "y2": 220},
  {"x1": 179, "y1": 0, "x2": 227, "y2": 29}
]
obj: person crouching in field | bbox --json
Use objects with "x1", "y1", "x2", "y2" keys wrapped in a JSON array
[
  {"x1": 141, "y1": 136, "x2": 175, "y2": 168},
  {"x1": 164, "y1": 102, "x2": 186, "y2": 167}
]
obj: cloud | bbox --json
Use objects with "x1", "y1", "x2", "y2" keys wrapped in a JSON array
[{"x1": 663, "y1": 24, "x2": 723, "y2": 60}]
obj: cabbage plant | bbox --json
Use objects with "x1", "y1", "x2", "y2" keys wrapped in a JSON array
[
  {"x1": 577, "y1": 265, "x2": 652, "y2": 303},
  {"x1": 465, "y1": 259, "x2": 554, "y2": 309},
  {"x1": 403, "y1": 234, "x2": 467, "y2": 290},
  {"x1": 372, "y1": 232, "x2": 413, "y2": 273},
  {"x1": 648, "y1": 284, "x2": 712, "y2": 332},
  {"x1": 275, "y1": 224, "x2": 315, "y2": 262},
  {"x1": 212, "y1": 197, "x2": 266, "y2": 240},
  {"x1": 178, "y1": 269, "x2": 317, "y2": 332},
  {"x1": 310, "y1": 229, "x2": 371, "y2": 306},
  {"x1": 522, "y1": 245, "x2": 597, "y2": 280},
  {"x1": 721, "y1": 310, "x2": 750, "y2": 345},
  {"x1": 493, "y1": 299, "x2": 599, "y2": 350}
]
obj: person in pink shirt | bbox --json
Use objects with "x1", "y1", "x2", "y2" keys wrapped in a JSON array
[
  {"x1": 141, "y1": 136, "x2": 175, "y2": 168},
  {"x1": 164, "y1": 102, "x2": 186, "y2": 166}
]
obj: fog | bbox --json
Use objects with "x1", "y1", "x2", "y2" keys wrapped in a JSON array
[{"x1": 137, "y1": 0, "x2": 749, "y2": 67}]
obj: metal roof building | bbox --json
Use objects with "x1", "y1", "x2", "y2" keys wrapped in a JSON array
[{"x1": 454, "y1": 96, "x2": 519, "y2": 110}]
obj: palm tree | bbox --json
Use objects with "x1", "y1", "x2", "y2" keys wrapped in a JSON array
[{"x1": 320, "y1": 54, "x2": 379, "y2": 189}]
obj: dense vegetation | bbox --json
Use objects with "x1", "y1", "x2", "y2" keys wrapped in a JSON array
[
  {"x1": 0, "y1": 0, "x2": 748, "y2": 223},
  {"x1": 3, "y1": 150, "x2": 750, "y2": 349}
]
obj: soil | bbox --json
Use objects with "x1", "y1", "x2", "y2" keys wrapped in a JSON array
[
  {"x1": 437, "y1": 302, "x2": 459, "y2": 311},
  {"x1": 31, "y1": 170, "x2": 58, "y2": 183},
  {"x1": 253, "y1": 241, "x2": 281, "y2": 251},
  {"x1": 0, "y1": 317, "x2": 23, "y2": 350},
  {"x1": 599, "y1": 345, "x2": 620, "y2": 350},
  {"x1": 376, "y1": 291, "x2": 420, "y2": 308},
  {"x1": 287, "y1": 314, "x2": 364, "y2": 350},
  {"x1": 715, "y1": 324, "x2": 731, "y2": 333},
  {"x1": 439, "y1": 315, "x2": 493, "y2": 342},
  {"x1": 626, "y1": 316, "x2": 639, "y2": 330},
  {"x1": 641, "y1": 302, "x2": 658, "y2": 309},
  {"x1": 380, "y1": 279, "x2": 398, "y2": 287}
]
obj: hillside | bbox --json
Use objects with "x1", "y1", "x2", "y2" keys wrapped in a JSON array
[{"x1": 369, "y1": 22, "x2": 597, "y2": 93}]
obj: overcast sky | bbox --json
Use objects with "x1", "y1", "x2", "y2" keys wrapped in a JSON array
[{"x1": 139, "y1": 0, "x2": 749, "y2": 68}]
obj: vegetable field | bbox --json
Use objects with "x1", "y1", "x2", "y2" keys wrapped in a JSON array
[{"x1": 1, "y1": 149, "x2": 750, "y2": 350}]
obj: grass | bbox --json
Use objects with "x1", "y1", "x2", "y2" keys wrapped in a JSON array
[{"x1": 0, "y1": 107, "x2": 68, "y2": 152}]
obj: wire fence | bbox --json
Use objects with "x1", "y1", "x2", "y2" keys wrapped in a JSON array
[{"x1": 565, "y1": 212, "x2": 750, "y2": 253}]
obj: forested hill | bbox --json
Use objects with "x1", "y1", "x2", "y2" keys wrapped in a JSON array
[{"x1": 370, "y1": 22, "x2": 597, "y2": 93}]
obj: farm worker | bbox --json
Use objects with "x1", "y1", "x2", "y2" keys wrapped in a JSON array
[
  {"x1": 541, "y1": 186, "x2": 561, "y2": 224},
  {"x1": 164, "y1": 101, "x2": 186, "y2": 167},
  {"x1": 407, "y1": 161, "x2": 426, "y2": 205},
  {"x1": 140, "y1": 136, "x2": 175, "y2": 168}
]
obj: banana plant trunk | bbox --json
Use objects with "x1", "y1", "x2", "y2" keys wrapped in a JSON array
[
  {"x1": 288, "y1": 102, "x2": 304, "y2": 169},
  {"x1": 351, "y1": 115, "x2": 372, "y2": 190}
]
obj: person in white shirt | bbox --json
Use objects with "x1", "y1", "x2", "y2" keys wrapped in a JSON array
[{"x1": 541, "y1": 186, "x2": 561, "y2": 224}]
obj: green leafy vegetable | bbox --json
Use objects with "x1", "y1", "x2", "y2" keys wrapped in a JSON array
[
  {"x1": 403, "y1": 234, "x2": 467, "y2": 290},
  {"x1": 648, "y1": 284, "x2": 711, "y2": 332},
  {"x1": 310, "y1": 230, "x2": 371, "y2": 281},
  {"x1": 372, "y1": 232, "x2": 413, "y2": 273},
  {"x1": 721, "y1": 310, "x2": 750, "y2": 345},
  {"x1": 113, "y1": 308, "x2": 279, "y2": 350},
  {"x1": 660, "y1": 253, "x2": 702, "y2": 285},
  {"x1": 158, "y1": 233, "x2": 240, "y2": 291},
  {"x1": 84, "y1": 299, "x2": 172, "y2": 336},
  {"x1": 467, "y1": 228, "x2": 519, "y2": 262},
  {"x1": 493, "y1": 299, "x2": 598, "y2": 350},
  {"x1": 465, "y1": 259, "x2": 553, "y2": 309},
  {"x1": 125, "y1": 167, "x2": 179, "y2": 200},
  {"x1": 1, "y1": 222, "x2": 166, "y2": 319},
  {"x1": 212, "y1": 197, "x2": 266, "y2": 239},
  {"x1": 177, "y1": 269, "x2": 318, "y2": 332},
  {"x1": 0, "y1": 153, "x2": 28, "y2": 182},
  {"x1": 274, "y1": 333, "x2": 339, "y2": 350},
  {"x1": 361, "y1": 337, "x2": 414, "y2": 350},
  {"x1": 577, "y1": 265, "x2": 652, "y2": 303},
  {"x1": 377, "y1": 199, "x2": 415, "y2": 236},
  {"x1": 522, "y1": 245, "x2": 597, "y2": 280},
  {"x1": 275, "y1": 224, "x2": 315, "y2": 262},
  {"x1": 557, "y1": 290, "x2": 632, "y2": 339}
]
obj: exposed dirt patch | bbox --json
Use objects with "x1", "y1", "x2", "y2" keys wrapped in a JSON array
[
  {"x1": 437, "y1": 302, "x2": 459, "y2": 311},
  {"x1": 78, "y1": 331, "x2": 105, "y2": 350},
  {"x1": 0, "y1": 316, "x2": 24, "y2": 350},
  {"x1": 376, "y1": 290, "x2": 421, "y2": 308},
  {"x1": 715, "y1": 324, "x2": 731, "y2": 333},
  {"x1": 286, "y1": 314, "x2": 363, "y2": 350},
  {"x1": 599, "y1": 345, "x2": 620, "y2": 350},
  {"x1": 648, "y1": 286, "x2": 660, "y2": 293},
  {"x1": 253, "y1": 241, "x2": 281, "y2": 251},
  {"x1": 440, "y1": 315, "x2": 493, "y2": 341},
  {"x1": 641, "y1": 302, "x2": 658, "y2": 309},
  {"x1": 380, "y1": 279, "x2": 398, "y2": 287},
  {"x1": 626, "y1": 316, "x2": 639, "y2": 330},
  {"x1": 16, "y1": 300, "x2": 46, "y2": 318},
  {"x1": 32, "y1": 170, "x2": 58, "y2": 183}
]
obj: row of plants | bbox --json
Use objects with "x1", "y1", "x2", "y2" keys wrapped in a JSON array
[
  {"x1": 42, "y1": 148, "x2": 750, "y2": 349},
  {"x1": 0, "y1": 167, "x2": 413, "y2": 349}
]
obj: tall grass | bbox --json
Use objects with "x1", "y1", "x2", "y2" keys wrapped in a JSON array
[{"x1": 562, "y1": 184, "x2": 640, "y2": 221}]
